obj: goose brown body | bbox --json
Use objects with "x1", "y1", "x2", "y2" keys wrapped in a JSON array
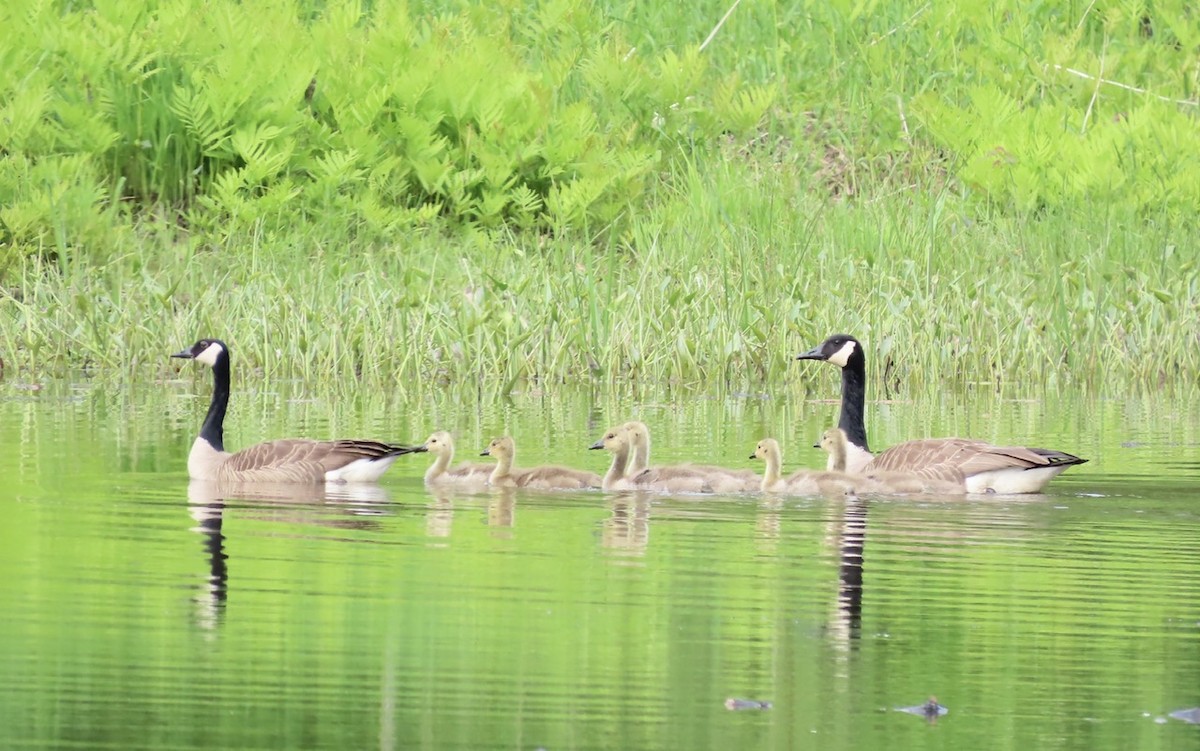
[
  {"x1": 193, "y1": 438, "x2": 418, "y2": 484},
  {"x1": 818, "y1": 428, "x2": 966, "y2": 496}
]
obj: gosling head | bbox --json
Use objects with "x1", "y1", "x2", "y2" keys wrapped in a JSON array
[
  {"x1": 796, "y1": 334, "x2": 862, "y2": 370},
  {"x1": 172, "y1": 338, "x2": 228, "y2": 368},
  {"x1": 815, "y1": 428, "x2": 845, "y2": 452},
  {"x1": 481, "y1": 436, "x2": 514, "y2": 458},
  {"x1": 750, "y1": 438, "x2": 780, "y2": 461},
  {"x1": 589, "y1": 427, "x2": 629, "y2": 453},
  {"x1": 623, "y1": 421, "x2": 649, "y2": 446},
  {"x1": 421, "y1": 431, "x2": 455, "y2": 456}
]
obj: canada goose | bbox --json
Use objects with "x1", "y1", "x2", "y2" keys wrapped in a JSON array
[
  {"x1": 419, "y1": 431, "x2": 493, "y2": 486},
  {"x1": 481, "y1": 435, "x2": 602, "y2": 490},
  {"x1": 623, "y1": 420, "x2": 758, "y2": 492},
  {"x1": 172, "y1": 339, "x2": 423, "y2": 483},
  {"x1": 796, "y1": 334, "x2": 1087, "y2": 493},
  {"x1": 750, "y1": 438, "x2": 858, "y2": 495},
  {"x1": 817, "y1": 428, "x2": 966, "y2": 495},
  {"x1": 589, "y1": 426, "x2": 714, "y2": 493}
]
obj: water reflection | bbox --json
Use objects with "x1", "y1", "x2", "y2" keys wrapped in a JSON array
[
  {"x1": 188, "y1": 479, "x2": 394, "y2": 530},
  {"x1": 896, "y1": 697, "x2": 949, "y2": 723},
  {"x1": 186, "y1": 485, "x2": 227, "y2": 634},
  {"x1": 425, "y1": 489, "x2": 456, "y2": 539},
  {"x1": 183, "y1": 479, "x2": 402, "y2": 633},
  {"x1": 488, "y1": 487, "x2": 517, "y2": 533},
  {"x1": 754, "y1": 497, "x2": 783, "y2": 553},
  {"x1": 602, "y1": 493, "x2": 652, "y2": 555},
  {"x1": 1169, "y1": 707, "x2": 1200, "y2": 724},
  {"x1": 9, "y1": 383, "x2": 1200, "y2": 751},
  {"x1": 835, "y1": 497, "x2": 868, "y2": 643}
]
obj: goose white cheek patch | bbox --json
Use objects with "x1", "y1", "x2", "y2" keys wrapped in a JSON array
[
  {"x1": 827, "y1": 340, "x2": 857, "y2": 368},
  {"x1": 196, "y1": 342, "x2": 225, "y2": 367}
]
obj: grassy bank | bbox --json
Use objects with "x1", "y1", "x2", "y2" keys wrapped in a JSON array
[
  {"x1": 5, "y1": 167, "x2": 1195, "y2": 391},
  {"x1": 1, "y1": 0, "x2": 1197, "y2": 390}
]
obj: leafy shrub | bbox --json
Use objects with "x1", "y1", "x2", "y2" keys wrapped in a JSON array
[
  {"x1": 0, "y1": 0, "x2": 775, "y2": 264},
  {"x1": 908, "y1": 1, "x2": 1200, "y2": 213}
]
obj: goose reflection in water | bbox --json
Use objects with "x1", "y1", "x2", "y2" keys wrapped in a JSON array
[
  {"x1": 185, "y1": 480, "x2": 399, "y2": 633},
  {"x1": 187, "y1": 481, "x2": 229, "y2": 634},
  {"x1": 601, "y1": 493, "x2": 651, "y2": 556},
  {"x1": 825, "y1": 497, "x2": 867, "y2": 654}
]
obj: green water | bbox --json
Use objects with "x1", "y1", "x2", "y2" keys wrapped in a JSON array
[{"x1": 2, "y1": 377, "x2": 1198, "y2": 750}]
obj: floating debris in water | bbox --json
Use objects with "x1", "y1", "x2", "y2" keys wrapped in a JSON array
[
  {"x1": 1169, "y1": 707, "x2": 1200, "y2": 724},
  {"x1": 724, "y1": 698, "x2": 773, "y2": 711},
  {"x1": 896, "y1": 697, "x2": 948, "y2": 720}
]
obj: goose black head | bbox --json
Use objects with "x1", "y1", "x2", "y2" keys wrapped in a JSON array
[
  {"x1": 172, "y1": 338, "x2": 229, "y2": 368},
  {"x1": 796, "y1": 334, "x2": 863, "y2": 370}
]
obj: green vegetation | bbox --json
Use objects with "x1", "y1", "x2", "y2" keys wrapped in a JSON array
[{"x1": 1, "y1": 0, "x2": 1197, "y2": 389}]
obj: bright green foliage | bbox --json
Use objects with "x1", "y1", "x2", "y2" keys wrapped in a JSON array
[
  {"x1": 0, "y1": 0, "x2": 772, "y2": 257},
  {"x1": 905, "y1": 1, "x2": 1200, "y2": 213},
  {"x1": 588, "y1": 0, "x2": 1199, "y2": 212}
]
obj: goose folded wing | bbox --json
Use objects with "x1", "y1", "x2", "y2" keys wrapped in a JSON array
[
  {"x1": 870, "y1": 438, "x2": 1067, "y2": 483},
  {"x1": 955, "y1": 444, "x2": 1077, "y2": 475},
  {"x1": 869, "y1": 439, "x2": 983, "y2": 471},
  {"x1": 220, "y1": 438, "x2": 404, "y2": 479}
]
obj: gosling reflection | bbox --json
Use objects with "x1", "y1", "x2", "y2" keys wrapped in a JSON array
[
  {"x1": 754, "y1": 496, "x2": 783, "y2": 552},
  {"x1": 602, "y1": 493, "x2": 651, "y2": 555},
  {"x1": 425, "y1": 488, "x2": 456, "y2": 539},
  {"x1": 488, "y1": 486, "x2": 517, "y2": 534},
  {"x1": 187, "y1": 481, "x2": 229, "y2": 633}
]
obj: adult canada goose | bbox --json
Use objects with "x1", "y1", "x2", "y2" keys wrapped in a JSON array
[
  {"x1": 750, "y1": 438, "x2": 858, "y2": 495},
  {"x1": 172, "y1": 338, "x2": 423, "y2": 483},
  {"x1": 589, "y1": 426, "x2": 714, "y2": 493},
  {"x1": 420, "y1": 431, "x2": 492, "y2": 486},
  {"x1": 817, "y1": 428, "x2": 966, "y2": 496},
  {"x1": 624, "y1": 420, "x2": 758, "y2": 491},
  {"x1": 481, "y1": 435, "x2": 602, "y2": 490},
  {"x1": 796, "y1": 334, "x2": 1087, "y2": 493}
]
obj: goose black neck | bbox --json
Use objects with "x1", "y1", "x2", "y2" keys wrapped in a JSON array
[
  {"x1": 200, "y1": 354, "x2": 229, "y2": 452},
  {"x1": 839, "y1": 358, "x2": 870, "y2": 452}
]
